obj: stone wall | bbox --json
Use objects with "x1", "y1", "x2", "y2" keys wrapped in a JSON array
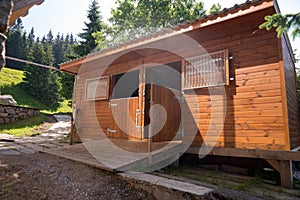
[{"x1": 0, "y1": 104, "x2": 40, "y2": 124}]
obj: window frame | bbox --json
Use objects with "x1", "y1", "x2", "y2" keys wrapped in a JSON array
[
  {"x1": 85, "y1": 76, "x2": 110, "y2": 100},
  {"x1": 183, "y1": 49, "x2": 229, "y2": 90}
]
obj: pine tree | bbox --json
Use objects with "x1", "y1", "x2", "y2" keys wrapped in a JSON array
[
  {"x1": 28, "y1": 28, "x2": 35, "y2": 49},
  {"x1": 5, "y1": 18, "x2": 27, "y2": 70},
  {"x1": 53, "y1": 33, "x2": 64, "y2": 68},
  {"x1": 75, "y1": 0, "x2": 106, "y2": 56},
  {"x1": 22, "y1": 38, "x2": 61, "y2": 108}
]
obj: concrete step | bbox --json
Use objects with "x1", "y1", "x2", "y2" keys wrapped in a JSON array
[{"x1": 120, "y1": 172, "x2": 213, "y2": 200}]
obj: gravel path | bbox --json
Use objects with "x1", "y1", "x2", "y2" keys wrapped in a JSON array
[{"x1": 0, "y1": 153, "x2": 156, "y2": 200}]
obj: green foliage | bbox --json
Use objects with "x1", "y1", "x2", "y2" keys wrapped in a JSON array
[
  {"x1": 208, "y1": 3, "x2": 221, "y2": 15},
  {"x1": 22, "y1": 37, "x2": 61, "y2": 109},
  {"x1": 5, "y1": 17, "x2": 77, "y2": 105},
  {"x1": 0, "y1": 113, "x2": 48, "y2": 137},
  {"x1": 76, "y1": 0, "x2": 106, "y2": 56},
  {"x1": 108, "y1": 0, "x2": 206, "y2": 46},
  {"x1": 0, "y1": 68, "x2": 72, "y2": 114},
  {"x1": 5, "y1": 19, "x2": 28, "y2": 70},
  {"x1": 59, "y1": 72, "x2": 75, "y2": 100},
  {"x1": 259, "y1": 12, "x2": 300, "y2": 39}
]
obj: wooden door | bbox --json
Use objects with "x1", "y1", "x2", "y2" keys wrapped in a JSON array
[
  {"x1": 108, "y1": 97, "x2": 141, "y2": 140},
  {"x1": 145, "y1": 83, "x2": 182, "y2": 142}
]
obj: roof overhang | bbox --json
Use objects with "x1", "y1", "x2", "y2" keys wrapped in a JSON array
[
  {"x1": 9, "y1": 0, "x2": 44, "y2": 26},
  {"x1": 60, "y1": 0, "x2": 275, "y2": 74}
]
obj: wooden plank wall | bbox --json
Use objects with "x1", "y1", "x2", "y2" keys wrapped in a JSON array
[
  {"x1": 182, "y1": 7, "x2": 287, "y2": 150},
  {"x1": 281, "y1": 35, "x2": 300, "y2": 149},
  {"x1": 74, "y1": 56, "x2": 144, "y2": 141},
  {"x1": 73, "y1": 6, "x2": 291, "y2": 150}
]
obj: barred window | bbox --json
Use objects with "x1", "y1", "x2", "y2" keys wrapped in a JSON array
[
  {"x1": 86, "y1": 76, "x2": 109, "y2": 100},
  {"x1": 184, "y1": 50, "x2": 229, "y2": 89}
]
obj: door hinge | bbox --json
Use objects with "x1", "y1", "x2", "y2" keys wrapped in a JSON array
[
  {"x1": 107, "y1": 128, "x2": 117, "y2": 133},
  {"x1": 109, "y1": 102, "x2": 118, "y2": 108}
]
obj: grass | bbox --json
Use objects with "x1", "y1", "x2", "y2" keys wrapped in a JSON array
[
  {"x1": 161, "y1": 165, "x2": 300, "y2": 200},
  {"x1": 0, "y1": 67, "x2": 72, "y2": 136},
  {"x1": 0, "y1": 113, "x2": 48, "y2": 137},
  {"x1": 0, "y1": 67, "x2": 23, "y2": 85},
  {"x1": 0, "y1": 67, "x2": 72, "y2": 114}
]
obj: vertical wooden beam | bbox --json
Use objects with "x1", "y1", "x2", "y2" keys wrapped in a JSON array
[
  {"x1": 266, "y1": 159, "x2": 293, "y2": 189},
  {"x1": 279, "y1": 160, "x2": 293, "y2": 189},
  {"x1": 225, "y1": 49, "x2": 230, "y2": 86},
  {"x1": 70, "y1": 117, "x2": 74, "y2": 145},
  {"x1": 181, "y1": 59, "x2": 185, "y2": 90},
  {"x1": 277, "y1": 38, "x2": 291, "y2": 151},
  {"x1": 139, "y1": 58, "x2": 145, "y2": 140}
]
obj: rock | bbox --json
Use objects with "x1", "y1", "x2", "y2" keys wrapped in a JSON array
[
  {"x1": 18, "y1": 112, "x2": 27, "y2": 118},
  {"x1": 4, "y1": 117, "x2": 10, "y2": 123},
  {"x1": 5, "y1": 108, "x2": 16, "y2": 114},
  {"x1": 27, "y1": 110, "x2": 34, "y2": 117},
  {"x1": 0, "y1": 0, "x2": 13, "y2": 33},
  {"x1": 34, "y1": 110, "x2": 40, "y2": 115},
  {"x1": 0, "y1": 112, "x2": 8, "y2": 117},
  {"x1": 0, "y1": 95, "x2": 17, "y2": 106},
  {"x1": 0, "y1": 118, "x2": 4, "y2": 123}
]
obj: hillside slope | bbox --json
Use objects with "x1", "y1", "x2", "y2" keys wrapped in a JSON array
[{"x1": 0, "y1": 67, "x2": 71, "y2": 113}]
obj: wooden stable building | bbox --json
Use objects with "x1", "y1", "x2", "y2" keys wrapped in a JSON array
[{"x1": 61, "y1": 0, "x2": 300, "y2": 188}]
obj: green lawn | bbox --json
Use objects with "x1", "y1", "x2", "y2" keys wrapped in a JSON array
[
  {"x1": 0, "y1": 67, "x2": 23, "y2": 85},
  {"x1": 0, "y1": 67, "x2": 72, "y2": 136},
  {"x1": 0, "y1": 113, "x2": 48, "y2": 137}
]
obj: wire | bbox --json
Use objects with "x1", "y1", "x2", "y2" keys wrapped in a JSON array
[{"x1": 5, "y1": 56, "x2": 60, "y2": 71}]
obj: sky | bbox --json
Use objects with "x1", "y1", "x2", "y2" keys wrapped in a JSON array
[{"x1": 22, "y1": 0, "x2": 300, "y2": 61}]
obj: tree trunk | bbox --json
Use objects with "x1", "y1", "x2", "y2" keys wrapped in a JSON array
[{"x1": 0, "y1": 0, "x2": 13, "y2": 70}]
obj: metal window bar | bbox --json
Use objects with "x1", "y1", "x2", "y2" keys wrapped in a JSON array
[{"x1": 184, "y1": 50, "x2": 228, "y2": 89}]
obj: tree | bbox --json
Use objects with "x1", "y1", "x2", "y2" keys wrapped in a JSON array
[
  {"x1": 22, "y1": 38, "x2": 61, "y2": 108},
  {"x1": 27, "y1": 27, "x2": 35, "y2": 49},
  {"x1": 208, "y1": 3, "x2": 221, "y2": 15},
  {"x1": 75, "y1": 0, "x2": 106, "y2": 56},
  {"x1": 59, "y1": 72, "x2": 74, "y2": 100},
  {"x1": 5, "y1": 18, "x2": 28, "y2": 70},
  {"x1": 53, "y1": 33, "x2": 64, "y2": 68},
  {"x1": 259, "y1": 12, "x2": 300, "y2": 39},
  {"x1": 109, "y1": 0, "x2": 206, "y2": 46}
]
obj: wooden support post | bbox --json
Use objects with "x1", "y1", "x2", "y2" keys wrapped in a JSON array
[
  {"x1": 267, "y1": 159, "x2": 293, "y2": 189},
  {"x1": 69, "y1": 117, "x2": 74, "y2": 145},
  {"x1": 148, "y1": 98, "x2": 154, "y2": 165},
  {"x1": 279, "y1": 160, "x2": 293, "y2": 189}
]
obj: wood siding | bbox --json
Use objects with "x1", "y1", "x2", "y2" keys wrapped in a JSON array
[
  {"x1": 145, "y1": 84, "x2": 181, "y2": 142},
  {"x1": 281, "y1": 35, "x2": 300, "y2": 149},
  {"x1": 183, "y1": 63, "x2": 285, "y2": 150},
  {"x1": 182, "y1": 7, "x2": 287, "y2": 150},
  {"x1": 72, "y1": 6, "x2": 292, "y2": 150}
]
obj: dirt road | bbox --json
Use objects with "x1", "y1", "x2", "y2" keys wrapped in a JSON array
[{"x1": 0, "y1": 153, "x2": 156, "y2": 200}]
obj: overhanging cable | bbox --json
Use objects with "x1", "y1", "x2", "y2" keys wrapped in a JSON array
[{"x1": 5, "y1": 56, "x2": 60, "y2": 71}]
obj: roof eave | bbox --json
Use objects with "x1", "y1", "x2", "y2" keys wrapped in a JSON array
[{"x1": 60, "y1": 0, "x2": 275, "y2": 74}]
